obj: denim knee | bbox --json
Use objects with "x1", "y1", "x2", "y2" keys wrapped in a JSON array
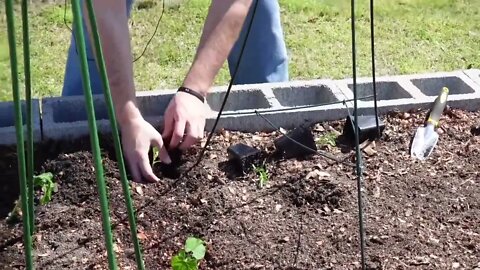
[
  {"x1": 228, "y1": 0, "x2": 289, "y2": 84},
  {"x1": 62, "y1": 0, "x2": 135, "y2": 96}
]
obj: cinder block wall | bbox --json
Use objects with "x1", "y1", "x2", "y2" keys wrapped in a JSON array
[{"x1": 1, "y1": 69, "x2": 479, "y2": 145}]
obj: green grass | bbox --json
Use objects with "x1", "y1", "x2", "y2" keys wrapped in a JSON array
[
  {"x1": 0, "y1": 36, "x2": 9, "y2": 101},
  {"x1": 1, "y1": 0, "x2": 479, "y2": 101}
]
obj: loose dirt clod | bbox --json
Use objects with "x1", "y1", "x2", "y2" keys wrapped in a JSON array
[
  {"x1": 471, "y1": 124, "x2": 480, "y2": 136},
  {"x1": 226, "y1": 143, "x2": 262, "y2": 174},
  {"x1": 274, "y1": 126, "x2": 317, "y2": 158}
]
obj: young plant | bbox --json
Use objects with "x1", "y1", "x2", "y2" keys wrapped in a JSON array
[
  {"x1": 316, "y1": 131, "x2": 338, "y2": 147},
  {"x1": 6, "y1": 199, "x2": 22, "y2": 224},
  {"x1": 171, "y1": 237, "x2": 206, "y2": 270},
  {"x1": 33, "y1": 172, "x2": 56, "y2": 205},
  {"x1": 152, "y1": 146, "x2": 160, "y2": 166},
  {"x1": 253, "y1": 163, "x2": 269, "y2": 188}
]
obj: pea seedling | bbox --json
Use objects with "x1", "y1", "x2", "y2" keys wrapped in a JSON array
[
  {"x1": 34, "y1": 172, "x2": 55, "y2": 205},
  {"x1": 7, "y1": 172, "x2": 55, "y2": 224},
  {"x1": 316, "y1": 131, "x2": 338, "y2": 147},
  {"x1": 171, "y1": 236, "x2": 206, "y2": 270},
  {"x1": 253, "y1": 163, "x2": 269, "y2": 188},
  {"x1": 152, "y1": 146, "x2": 160, "y2": 166}
]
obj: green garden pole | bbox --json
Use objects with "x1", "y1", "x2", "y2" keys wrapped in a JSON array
[
  {"x1": 21, "y1": 0, "x2": 35, "y2": 236},
  {"x1": 70, "y1": 0, "x2": 118, "y2": 269},
  {"x1": 84, "y1": 0, "x2": 145, "y2": 268},
  {"x1": 5, "y1": 0, "x2": 34, "y2": 269}
]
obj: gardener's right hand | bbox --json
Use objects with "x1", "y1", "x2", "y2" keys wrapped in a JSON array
[{"x1": 120, "y1": 116, "x2": 171, "y2": 183}]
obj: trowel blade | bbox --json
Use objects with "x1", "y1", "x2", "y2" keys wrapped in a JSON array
[{"x1": 410, "y1": 126, "x2": 439, "y2": 160}]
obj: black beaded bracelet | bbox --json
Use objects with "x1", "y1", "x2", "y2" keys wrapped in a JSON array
[{"x1": 177, "y1": 87, "x2": 205, "y2": 103}]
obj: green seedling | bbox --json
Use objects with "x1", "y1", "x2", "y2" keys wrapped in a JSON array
[
  {"x1": 6, "y1": 172, "x2": 55, "y2": 223},
  {"x1": 33, "y1": 172, "x2": 56, "y2": 205},
  {"x1": 253, "y1": 163, "x2": 269, "y2": 188},
  {"x1": 316, "y1": 131, "x2": 338, "y2": 147},
  {"x1": 6, "y1": 199, "x2": 22, "y2": 224},
  {"x1": 152, "y1": 146, "x2": 160, "y2": 166},
  {"x1": 171, "y1": 236, "x2": 206, "y2": 270}
]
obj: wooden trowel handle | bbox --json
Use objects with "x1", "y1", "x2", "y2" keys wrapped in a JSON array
[{"x1": 427, "y1": 87, "x2": 449, "y2": 127}]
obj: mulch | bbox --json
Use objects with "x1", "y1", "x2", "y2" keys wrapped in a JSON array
[{"x1": 0, "y1": 107, "x2": 479, "y2": 269}]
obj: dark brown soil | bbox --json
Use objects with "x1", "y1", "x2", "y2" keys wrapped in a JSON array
[{"x1": 1, "y1": 108, "x2": 479, "y2": 270}]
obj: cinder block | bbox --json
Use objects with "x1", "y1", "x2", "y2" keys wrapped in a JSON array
[
  {"x1": 207, "y1": 88, "x2": 271, "y2": 112},
  {"x1": 37, "y1": 70, "x2": 480, "y2": 142},
  {"x1": 271, "y1": 84, "x2": 338, "y2": 107},
  {"x1": 0, "y1": 99, "x2": 41, "y2": 145},
  {"x1": 463, "y1": 69, "x2": 480, "y2": 86},
  {"x1": 401, "y1": 70, "x2": 480, "y2": 111},
  {"x1": 41, "y1": 95, "x2": 109, "y2": 140},
  {"x1": 337, "y1": 75, "x2": 420, "y2": 101},
  {"x1": 399, "y1": 70, "x2": 480, "y2": 95},
  {"x1": 135, "y1": 91, "x2": 174, "y2": 128},
  {"x1": 205, "y1": 103, "x2": 347, "y2": 133},
  {"x1": 411, "y1": 76, "x2": 476, "y2": 96},
  {"x1": 335, "y1": 71, "x2": 480, "y2": 115},
  {"x1": 347, "y1": 81, "x2": 413, "y2": 101},
  {"x1": 41, "y1": 93, "x2": 173, "y2": 140},
  {"x1": 335, "y1": 75, "x2": 424, "y2": 117},
  {"x1": 205, "y1": 80, "x2": 347, "y2": 132}
]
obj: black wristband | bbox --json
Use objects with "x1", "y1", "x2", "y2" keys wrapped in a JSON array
[{"x1": 177, "y1": 87, "x2": 205, "y2": 103}]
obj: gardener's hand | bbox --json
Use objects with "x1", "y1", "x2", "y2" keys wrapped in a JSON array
[
  {"x1": 121, "y1": 117, "x2": 171, "y2": 183},
  {"x1": 162, "y1": 91, "x2": 207, "y2": 150}
]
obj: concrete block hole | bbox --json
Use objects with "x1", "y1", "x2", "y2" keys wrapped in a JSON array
[
  {"x1": 272, "y1": 85, "x2": 338, "y2": 107},
  {"x1": 347, "y1": 81, "x2": 412, "y2": 101},
  {"x1": 411, "y1": 76, "x2": 475, "y2": 96},
  {"x1": 137, "y1": 94, "x2": 173, "y2": 118},
  {"x1": 53, "y1": 98, "x2": 109, "y2": 123},
  {"x1": 0, "y1": 101, "x2": 37, "y2": 128},
  {"x1": 52, "y1": 94, "x2": 173, "y2": 123},
  {"x1": 207, "y1": 89, "x2": 270, "y2": 112}
]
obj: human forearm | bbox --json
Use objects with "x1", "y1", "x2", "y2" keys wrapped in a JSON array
[
  {"x1": 182, "y1": 0, "x2": 253, "y2": 96},
  {"x1": 83, "y1": 0, "x2": 140, "y2": 124},
  {"x1": 81, "y1": 1, "x2": 171, "y2": 183}
]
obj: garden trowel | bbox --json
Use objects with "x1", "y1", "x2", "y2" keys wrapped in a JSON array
[{"x1": 410, "y1": 87, "x2": 449, "y2": 160}]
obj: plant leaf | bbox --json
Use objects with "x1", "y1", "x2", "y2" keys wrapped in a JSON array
[
  {"x1": 171, "y1": 250, "x2": 198, "y2": 270},
  {"x1": 185, "y1": 237, "x2": 206, "y2": 260},
  {"x1": 152, "y1": 147, "x2": 160, "y2": 166},
  {"x1": 34, "y1": 172, "x2": 55, "y2": 205},
  {"x1": 34, "y1": 172, "x2": 54, "y2": 185}
]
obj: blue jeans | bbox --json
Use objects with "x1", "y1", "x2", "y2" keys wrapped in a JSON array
[{"x1": 62, "y1": 0, "x2": 289, "y2": 96}]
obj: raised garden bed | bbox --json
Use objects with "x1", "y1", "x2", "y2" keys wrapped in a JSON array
[{"x1": 0, "y1": 108, "x2": 479, "y2": 269}]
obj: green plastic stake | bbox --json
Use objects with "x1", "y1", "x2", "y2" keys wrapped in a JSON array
[
  {"x1": 21, "y1": 0, "x2": 35, "y2": 236},
  {"x1": 70, "y1": 0, "x2": 118, "y2": 269},
  {"x1": 84, "y1": 0, "x2": 145, "y2": 269},
  {"x1": 5, "y1": 0, "x2": 34, "y2": 268}
]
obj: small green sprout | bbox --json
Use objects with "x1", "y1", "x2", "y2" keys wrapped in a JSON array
[
  {"x1": 33, "y1": 172, "x2": 55, "y2": 205},
  {"x1": 6, "y1": 199, "x2": 22, "y2": 224},
  {"x1": 316, "y1": 131, "x2": 338, "y2": 147},
  {"x1": 171, "y1": 237, "x2": 206, "y2": 270},
  {"x1": 253, "y1": 163, "x2": 269, "y2": 188},
  {"x1": 152, "y1": 146, "x2": 160, "y2": 166},
  {"x1": 6, "y1": 172, "x2": 56, "y2": 223}
]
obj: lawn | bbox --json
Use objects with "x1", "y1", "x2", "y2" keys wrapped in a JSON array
[{"x1": 0, "y1": 0, "x2": 479, "y2": 101}]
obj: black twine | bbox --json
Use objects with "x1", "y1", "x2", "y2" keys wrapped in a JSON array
[{"x1": 253, "y1": 110, "x2": 356, "y2": 168}]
